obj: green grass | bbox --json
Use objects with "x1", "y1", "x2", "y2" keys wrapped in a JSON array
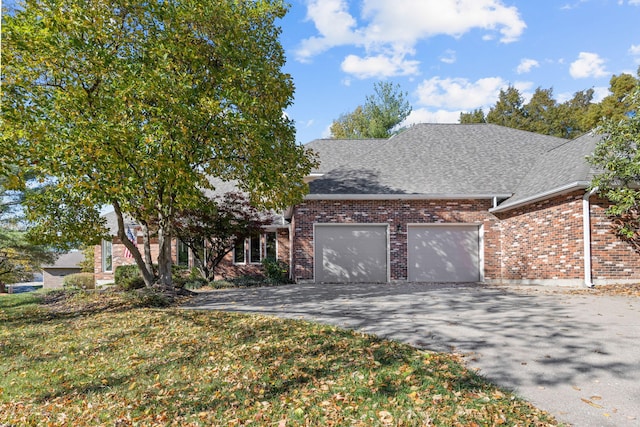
[{"x1": 0, "y1": 290, "x2": 562, "y2": 426}]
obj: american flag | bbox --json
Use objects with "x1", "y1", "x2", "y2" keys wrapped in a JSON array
[{"x1": 123, "y1": 227, "x2": 136, "y2": 258}]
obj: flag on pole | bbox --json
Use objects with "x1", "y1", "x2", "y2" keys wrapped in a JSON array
[{"x1": 123, "y1": 227, "x2": 136, "y2": 258}]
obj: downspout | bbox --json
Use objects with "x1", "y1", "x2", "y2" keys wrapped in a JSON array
[{"x1": 583, "y1": 188, "x2": 598, "y2": 288}]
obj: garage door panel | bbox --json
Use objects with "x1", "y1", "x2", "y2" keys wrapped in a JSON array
[
  {"x1": 408, "y1": 225, "x2": 480, "y2": 282},
  {"x1": 315, "y1": 225, "x2": 387, "y2": 283}
]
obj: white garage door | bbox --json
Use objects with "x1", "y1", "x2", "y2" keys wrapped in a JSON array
[
  {"x1": 315, "y1": 224, "x2": 388, "y2": 283},
  {"x1": 408, "y1": 225, "x2": 481, "y2": 282}
]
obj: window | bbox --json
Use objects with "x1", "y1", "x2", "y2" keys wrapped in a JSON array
[
  {"x1": 233, "y1": 239, "x2": 245, "y2": 263},
  {"x1": 249, "y1": 235, "x2": 261, "y2": 264},
  {"x1": 177, "y1": 240, "x2": 189, "y2": 267},
  {"x1": 102, "y1": 239, "x2": 113, "y2": 272},
  {"x1": 233, "y1": 233, "x2": 278, "y2": 264},
  {"x1": 265, "y1": 232, "x2": 277, "y2": 260}
]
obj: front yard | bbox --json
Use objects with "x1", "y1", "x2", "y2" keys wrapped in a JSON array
[{"x1": 0, "y1": 289, "x2": 561, "y2": 426}]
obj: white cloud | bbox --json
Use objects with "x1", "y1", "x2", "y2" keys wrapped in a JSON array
[
  {"x1": 569, "y1": 52, "x2": 609, "y2": 78},
  {"x1": 341, "y1": 54, "x2": 420, "y2": 79},
  {"x1": 415, "y1": 76, "x2": 507, "y2": 109},
  {"x1": 297, "y1": 0, "x2": 527, "y2": 77},
  {"x1": 592, "y1": 86, "x2": 610, "y2": 103},
  {"x1": 516, "y1": 58, "x2": 540, "y2": 74},
  {"x1": 403, "y1": 109, "x2": 461, "y2": 126},
  {"x1": 440, "y1": 49, "x2": 457, "y2": 64},
  {"x1": 630, "y1": 44, "x2": 640, "y2": 55}
]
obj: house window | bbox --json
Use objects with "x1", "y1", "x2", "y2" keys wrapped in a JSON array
[
  {"x1": 249, "y1": 235, "x2": 261, "y2": 264},
  {"x1": 177, "y1": 240, "x2": 189, "y2": 267},
  {"x1": 233, "y1": 233, "x2": 278, "y2": 264},
  {"x1": 233, "y1": 239, "x2": 245, "y2": 264},
  {"x1": 102, "y1": 239, "x2": 113, "y2": 272},
  {"x1": 265, "y1": 232, "x2": 277, "y2": 260}
]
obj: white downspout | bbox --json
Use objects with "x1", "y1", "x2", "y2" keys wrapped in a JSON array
[{"x1": 583, "y1": 188, "x2": 598, "y2": 288}]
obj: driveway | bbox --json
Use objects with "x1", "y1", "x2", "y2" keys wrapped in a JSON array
[{"x1": 184, "y1": 282, "x2": 640, "y2": 427}]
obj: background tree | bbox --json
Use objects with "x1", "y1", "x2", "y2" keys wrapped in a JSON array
[
  {"x1": 172, "y1": 192, "x2": 271, "y2": 281},
  {"x1": 330, "y1": 82, "x2": 412, "y2": 139},
  {"x1": 459, "y1": 108, "x2": 486, "y2": 124},
  {"x1": 486, "y1": 86, "x2": 526, "y2": 129},
  {"x1": 585, "y1": 71, "x2": 640, "y2": 129},
  {"x1": 589, "y1": 78, "x2": 640, "y2": 251},
  {"x1": 0, "y1": 229, "x2": 55, "y2": 291},
  {"x1": 3, "y1": 0, "x2": 316, "y2": 290}
]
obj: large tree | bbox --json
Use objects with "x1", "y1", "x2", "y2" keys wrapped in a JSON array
[
  {"x1": 2, "y1": 0, "x2": 316, "y2": 290},
  {"x1": 589, "y1": 78, "x2": 640, "y2": 251},
  {"x1": 330, "y1": 82, "x2": 412, "y2": 139}
]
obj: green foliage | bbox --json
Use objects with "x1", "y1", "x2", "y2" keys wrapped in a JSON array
[
  {"x1": 0, "y1": 229, "x2": 55, "y2": 284},
  {"x1": 262, "y1": 258, "x2": 290, "y2": 283},
  {"x1": 459, "y1": 108, "x2": 486, "y2": 124},
  {"x1": 62, "y1": 272, "x2": 95, "y2": 290},
  {"x1": 79, "y1": 245, "x2": 95, "y2": 273},
  {"x1": 3, "y1": 0, "x2": 316, "y2": 288},
  {"x1": 114, "y1": 265, "x2": 146, "y2": 291},
  {"x1": 589, "y1": 79, "x2": 640, "y2": 251},
  {"x1": 330, "y1": 82, "x2": 412, "y2": 139}
]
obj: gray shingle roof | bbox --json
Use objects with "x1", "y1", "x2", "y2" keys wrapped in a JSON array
[
  {"x1": 497, "y1": 131, "x2": 601, "y2": 209},
  {"x1": 306, "y1": 124, "x2": 569, "y2": 196},
  {"x1": 42, "y1": 251, "x2": 85, "y2": 269}
]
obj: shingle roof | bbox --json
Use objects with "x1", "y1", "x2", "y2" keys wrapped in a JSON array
[
  {"x1": 305, "y1": 124, "x2": 568, "y2": 196},
  {"x1": 496, "y1": 131, "x2": 601, "y2": 210},
  {"x1": 42, "y1": 251, "x2": 85, "y2": 269}
]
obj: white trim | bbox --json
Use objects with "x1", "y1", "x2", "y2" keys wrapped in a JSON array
[
  {"x1": 490, "y1": 181, "x2": 590, "y2": 213},
  {"x1": 313, "y1": 223, "x2": 390, "y2": 283},
  {"x1": 305, "y1": 193, "x2": 511, "y2": 201},
  {"x1": 583, "y1": 188, "x2": 598, "y2": 287},
  {"x1": 304, "y1": 173, "x2": 325, "y2": 183},
  {"x1": 102, "y1": 239, "x2": 113, "y2": 273}
]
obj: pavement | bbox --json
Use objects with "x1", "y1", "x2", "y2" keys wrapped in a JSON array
[{"x1": 183, "y1": 282, "x2": 640, "y2": 427}]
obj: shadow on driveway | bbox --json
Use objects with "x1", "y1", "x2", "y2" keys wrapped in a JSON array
[{"x1": 184, "y1": 282, "x2": 640, "y2": 427}]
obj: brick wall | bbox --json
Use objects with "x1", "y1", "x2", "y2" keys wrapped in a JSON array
[
  {"x1": 292, "y1": 199, "x2": 499, "y2": 282},
  {"x1": 589, "y1": 196, "x2": 640, "y2": 282},
  {"x1": 495, "y1": 192, "x2": 585, "y2": 283},
  {"x1": 495, "y1": 191, "x2": 640, "y2": 284}
]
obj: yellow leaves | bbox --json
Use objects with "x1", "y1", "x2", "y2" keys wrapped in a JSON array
[{"x1": 377, "y1": 410, "x2": 394, "y2": 424}]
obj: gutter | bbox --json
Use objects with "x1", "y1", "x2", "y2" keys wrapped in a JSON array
[
  {"x1": 304, "y1": 193, "x2": 512, "y2": 201},
  {"x1": 583, "y1": 187, "x2": 598, "y2": 288},
  {"x1": 489, "y1": 181, "x2": 591, "y2": 213}
]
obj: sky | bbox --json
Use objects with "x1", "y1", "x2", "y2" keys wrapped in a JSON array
[{"x1": 278, "y1": 0, "x2": 640, "y2": 144}]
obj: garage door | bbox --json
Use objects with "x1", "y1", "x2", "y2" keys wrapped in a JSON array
[
  {"x1": 408, "y1": 225, "x2": 480, "y2": 282},
  {"x1": 315, "y1": 224, "x2": 388, "y2": 283}
]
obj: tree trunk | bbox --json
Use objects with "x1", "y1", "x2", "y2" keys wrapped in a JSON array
[
  {"x1": 112, "y1": 201, "x2": 155, "y2": 287},
  {"x1": 156, "y1": 221, "x2": 173, "y2": 289}
]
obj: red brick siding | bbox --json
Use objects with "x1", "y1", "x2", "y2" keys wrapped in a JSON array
[
  {"x1": 292, "y1": 199, "x2": 499, "y2": 282},
  {"x1": 96, "y1": 229, "x2": 291, "y2": 282},
  {"x1": 495, "y1": 192, "x2": 585, "y2": 281},
  {"x1": 589, "y1": 196, "x2": 640, "y2": 281}
]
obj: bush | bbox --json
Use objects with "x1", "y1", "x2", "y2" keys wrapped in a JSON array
[
  {"x1": 63, "y1": 272, "x2": 95, "y2": 290},
  {"x1": 261, "y1": 258, "x2": 290, "y2": 284},
  {"x1": 114, "y1": 265, "x2": 145, "y2": 291},
  {"x1": 124, "y1": 287, "x2": 172, "y2": 308}
]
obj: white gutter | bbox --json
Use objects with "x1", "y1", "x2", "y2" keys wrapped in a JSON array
[
  {"x1": 489, "y1": 181, "x2": 591, "y2": 213},
  {"x1": 304, "y1": 193, "x2": 512, "y2": 201},
  {"x1": 583, "y1": 187, "x2": 598, "y2": 288}
]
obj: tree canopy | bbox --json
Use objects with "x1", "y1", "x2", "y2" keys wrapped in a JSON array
[
  {"x1": 330, "y1": 82, "x2": 412, "y2": 139},
  {"x1": 589, "y1": 76, "x2": 640, "y2": 251},
  {"x1": 2, "y1": 0, "x2": 316, "y2": 289},
  {"x1": 461, "y1": 71, "x2": 639, "y2": 139}
]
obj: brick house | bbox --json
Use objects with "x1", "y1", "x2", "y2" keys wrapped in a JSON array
[{"x1": 95, "y1": 123, "x2": 640, "y2": 286}]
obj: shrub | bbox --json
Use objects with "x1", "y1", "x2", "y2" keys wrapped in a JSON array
[
  {"x1": 261, "y1": 258, "x2": 290, "y2": 284},
  {"x1": 124, "y1": 287, "x2": 172, "y2": 308},
  {"x1": 63, "y1": 272, "x2": 95, "y2": 290},
  {"x1": 114, "y1": 265, "x2": 145, "y2": 291}
]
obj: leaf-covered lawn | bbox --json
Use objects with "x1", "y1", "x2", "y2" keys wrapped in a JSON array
[{"x1": 0, "y1": 290, "x2": 562, "y2": 426}]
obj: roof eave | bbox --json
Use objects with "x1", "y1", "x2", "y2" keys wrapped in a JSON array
[
  {"x1": 304, "y1": 193, "x2": 512, "y2": 201},
  {"x1": 489, "y1": 181, "x2": 591, "y2": 213}
]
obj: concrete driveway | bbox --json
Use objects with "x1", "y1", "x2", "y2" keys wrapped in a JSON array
[{"x1": 184, "y1": 282, "x2": 640, "y2": 427}]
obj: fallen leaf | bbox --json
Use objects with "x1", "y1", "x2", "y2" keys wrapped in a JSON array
[{"x1": 581, "y1": 398, "x2": 603, "y2": 409}]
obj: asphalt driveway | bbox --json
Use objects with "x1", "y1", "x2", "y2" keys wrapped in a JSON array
[{"x1": 184, "y1": 282, "x2": 640, "y2": 427}]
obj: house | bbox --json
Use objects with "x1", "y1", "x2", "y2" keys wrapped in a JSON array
[
  {"x1": 42, "y1": 251, "x2": 85, "y2": 288},
  {"x1": 94, "y1": 123, "x2": 640, "y2": 287}
]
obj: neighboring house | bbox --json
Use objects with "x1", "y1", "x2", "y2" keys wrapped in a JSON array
[
  {"x1": 42, "y1": 251, "x2": 85, "y2": 288},
  {"x1": 94, "y1": 123, "x2": 640, "y2": 287}
]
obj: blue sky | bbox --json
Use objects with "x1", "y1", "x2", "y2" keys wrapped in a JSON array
[{"x1": 279, "y1": 0, "x2": 640, "y2": 144}]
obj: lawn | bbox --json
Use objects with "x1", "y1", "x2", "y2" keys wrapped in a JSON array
[{"x1": 0, "y1": 289, "x2": 561, "y2": 426}]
